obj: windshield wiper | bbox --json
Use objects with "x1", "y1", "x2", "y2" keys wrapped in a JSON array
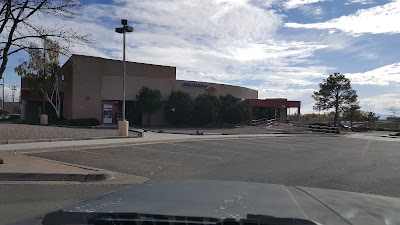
[{"x1": 42, "y1": 212, "x2": 318, "y2": 225}]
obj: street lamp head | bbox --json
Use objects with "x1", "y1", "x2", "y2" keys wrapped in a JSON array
[
  {"x1": 115, "y1": 27, "x2": 124, "y2": 34},
  {"x1": 125, "y1": 26, "x2": 134, "y2": 33},
  {"x1": 121, "y1": 19, "x2": 128, "y2": 26}
]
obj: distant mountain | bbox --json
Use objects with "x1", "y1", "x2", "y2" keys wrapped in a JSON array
[{"x1": 376, "y1": 114, "x2": 389, "y2": 120}]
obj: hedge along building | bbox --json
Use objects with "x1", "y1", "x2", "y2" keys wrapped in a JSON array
[{"x1": 20, "y1": 54, "x2": 300, "y2": 125}]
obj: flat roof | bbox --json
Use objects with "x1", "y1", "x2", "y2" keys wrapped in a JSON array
[{"x1": 63, "y1": 54, "x2": 177, "y2": 69}]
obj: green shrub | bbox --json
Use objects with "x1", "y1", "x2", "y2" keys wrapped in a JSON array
[
  {"x1": 240, "y1": 100, "x2": 253, "y2": 124},
  {"x1": 8, "y1": 114, "x2": 20, "y2": 120},
  {"x1": 136, "y1": 86, "x2": 162, "y2": 126},
  {"x1": 0, "y1": 109, "x2": 10, "y2": 115},
  {"x1": 165, "y1": 90, "x2": 193, "y2": 125},
  {"x1": 193, "y1": 94, "x2": 220, "y2": 125},
  {"x1": 52, "y1": 118, "x2": 100, "y2": 126},
  {"x1": 219, "y1": 95, "x2": 242, "y2": 125},
  {"x1": 13, "y1": 119, "x2": 25, "y2": 124}
]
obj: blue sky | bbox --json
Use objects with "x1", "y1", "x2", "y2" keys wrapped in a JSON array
[{"x1": 2, "y1": 0, "x2": 400, "y2": 114}]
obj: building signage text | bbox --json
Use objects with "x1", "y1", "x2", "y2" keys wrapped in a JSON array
[{"x1": 182, "y1": 81, "x2": 208, "y2": 88}]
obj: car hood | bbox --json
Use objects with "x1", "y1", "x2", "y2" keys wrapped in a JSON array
[{"x1": 17, "y1": 180, "x2": 400, "y2": 225}]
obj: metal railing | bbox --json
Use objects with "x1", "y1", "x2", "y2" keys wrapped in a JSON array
[
  {"x1": 250, "y1": 118, "x2": 340, "y2": 134},
  {"x1": 251, "y1": 118, "x2": 276, "y2": 126},
  {"x1": 307, "y1": 125, "x2": 337, "y2": 133}
]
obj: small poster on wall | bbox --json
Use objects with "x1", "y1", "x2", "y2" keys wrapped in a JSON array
[{"x1": 103, "y1": 104, "x2": 113, "y2": 124}]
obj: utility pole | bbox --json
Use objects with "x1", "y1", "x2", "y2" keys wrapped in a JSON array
[
  {"x1": 42, "y1": 38, "x2": 46, "y2": 114},
  {"x1": 11, "y1": 85, "x2": 19, "y2": 102},
  {"x1": 1, "y1": 77, "x2": 4, "y2": 109}
]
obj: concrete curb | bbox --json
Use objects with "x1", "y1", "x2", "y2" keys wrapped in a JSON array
[
  {"x1": 145, "y1": 129, "x2": 301, "y2": 136},
  {"x1": 0, "y1": 172, "x2": 111, "y2": 182},
  {"x1": 0, "y1": 135, "x2": 141, "y2": 145},
  {"x1": 381, "y1": 135, "x2": 399, "y2": 138},
  {"x1": 0, "y1": 153, "x2": 114, "y2": 182}
]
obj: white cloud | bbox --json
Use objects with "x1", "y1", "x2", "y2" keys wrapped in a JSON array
[
  {"x1": 248, "y1": 65, "x2": 331, "y2": 85},
  {"x1": 346, "y1": 62, "x2": 400, "y2": 86},
  {"x1": 116, "y1": 0, "x2": 282, "y2": 41},
  {"x1": 346, "y1": 0, "x2": 374, "y2": 4},
  {"x1": 286, "y1": 0, "x2": 400, "y2": 35},
  {"x1": 284, "y1": 0, "x2": 325, "y2": 9},
  {"x1": 298, "y1": 5, "x2": 325, "y2": 17},
  {"x1": 359, "y1": 94, "x2": 400, "y2": 113}
]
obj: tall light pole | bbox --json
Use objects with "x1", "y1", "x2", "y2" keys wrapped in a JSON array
[
  {"x1": 115, "y1": 19, "x2": 133, "y2": 136},
  {"x1": 1, "y1": 77, "x2": 4, "y2": 109}
]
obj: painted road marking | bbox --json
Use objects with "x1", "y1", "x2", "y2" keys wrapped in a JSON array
[
  {"x1": 168, "y1": 142, "x2": 251, "y2": 155},
  {"x1": 77, "y1": 149, "x2": 182, "y2": 166},
  {"x1": 132, "y1": 146, "x2": 222, "y2": 160}
]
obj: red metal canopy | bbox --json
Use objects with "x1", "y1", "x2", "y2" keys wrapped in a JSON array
[{"x1": 247, "y1": 98, "x2": 301, "y2": 108}]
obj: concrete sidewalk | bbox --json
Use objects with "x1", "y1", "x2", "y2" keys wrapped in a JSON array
[
  {"x1": 0, "y1": 132, "x2": 297, "y2": 152},
  {"x1": 0, "y1": 152, "x2": 112, "y2": 182}
]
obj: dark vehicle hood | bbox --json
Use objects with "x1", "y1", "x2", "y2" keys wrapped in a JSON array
[{"x1": 17, "y1": 180, "x2": 400, "y2": 225}]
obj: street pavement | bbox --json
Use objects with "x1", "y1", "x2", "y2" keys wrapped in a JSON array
[
  {"x1": 0, "y1": 184, "x2": 128, "y2": 225},
  {"x1": 1, "y1": 133, "x2": 400, "y2": 224},
  {"x1": 24, "y1": 135, "x2": 400, "y2": 196}
]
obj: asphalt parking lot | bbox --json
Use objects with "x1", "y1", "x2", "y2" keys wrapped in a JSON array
[{"x1": 27, "y1": 135, "x2": 400, "y2": 197}]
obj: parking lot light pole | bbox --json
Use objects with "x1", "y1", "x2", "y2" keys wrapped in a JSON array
[
  {"x1": 115, "y1": 19, "x2": 133, "y2": 136},
  {"x1": 1, "y1": 78, "x2": 4, "y2": 109}
]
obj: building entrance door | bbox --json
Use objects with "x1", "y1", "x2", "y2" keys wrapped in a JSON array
[{"x1": 102, "y1": 103, "x2": 114, "y2": 124}]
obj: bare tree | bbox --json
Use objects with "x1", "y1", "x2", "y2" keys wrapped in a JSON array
[
  {"x1": 0, "y1": 0, "x2": 91, "y2": 79},
  {"x1": 386, "y1": 107, "x2": 399, "y2": 118},
  {"x1": 15, "y1": 38, "x2": 62, "y2": 118}
]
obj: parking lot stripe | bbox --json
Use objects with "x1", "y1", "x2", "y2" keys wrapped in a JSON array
[
  {"x1": 198, "y1": 140, "x2": 268, "y2": 151},
  {"x1": 132, "y1": 146, "x2": 222, "y2": 160},
  {"x1": 221, "y1": 139, "x2": 294, "y2": 150},
  {"x1": 77, "y1": 149, "x2": 182, "y2": 166},
  {"x1": 168, "y1": 142, "x2": 251, "y2": 155},
  {"x1": 252, "y1": 138, "x2": 342, "y2": 149}
]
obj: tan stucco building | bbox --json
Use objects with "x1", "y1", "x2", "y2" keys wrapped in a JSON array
[{"x1": 57, "y1": 55, "x2": 258, "y2": 126}]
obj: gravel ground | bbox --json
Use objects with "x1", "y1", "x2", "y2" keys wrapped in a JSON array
[
  {"x1": 146, "y1": 124, "x2": 309, "y2": 135},
  {"x1": 0, "y1": 124, "x2": 137, "y2": 142}
]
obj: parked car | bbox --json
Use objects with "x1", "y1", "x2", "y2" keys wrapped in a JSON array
[
  {"x1": 351, "y1": 124, "x2": 369, "y2": 132},
  {"x1": 340, "y1": 124, "x2": 349, "y2": 130}
]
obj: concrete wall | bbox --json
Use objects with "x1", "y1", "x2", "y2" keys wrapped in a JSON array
[
  {"x1": 101, "y1": 78, "x2": 257, "y2": 101},
  {"x1": 64, "y1": 54, "x2": 258, "y2": 126},
  {"x1": 71, "y1": 55, "x2": 103, "y2": 120},
  {"x1": 61, "y1": 60, "x2": 73, "y2": 119}
]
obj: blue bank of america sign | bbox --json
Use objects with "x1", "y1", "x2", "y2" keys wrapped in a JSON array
[{"x1": 182, "y1": 81, "x2": 208, "y2": 88}]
